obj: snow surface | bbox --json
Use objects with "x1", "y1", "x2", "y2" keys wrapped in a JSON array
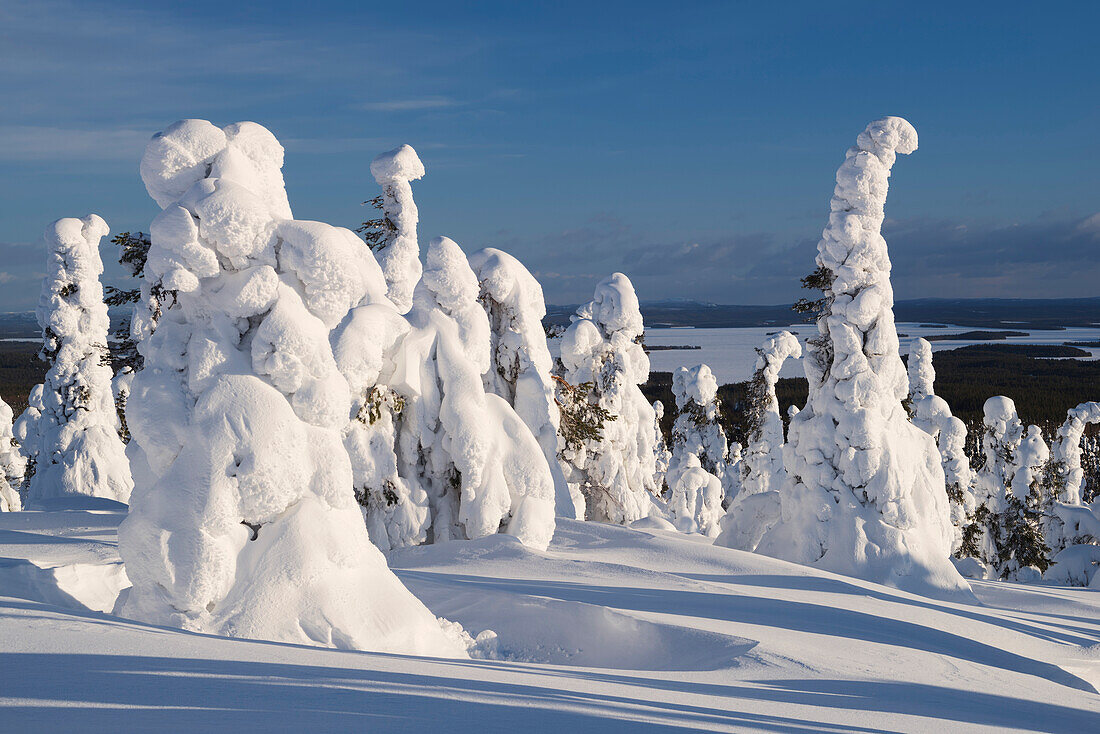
[{"x1": 2, "y1": 502, "x2": 1099, "y2": 732}]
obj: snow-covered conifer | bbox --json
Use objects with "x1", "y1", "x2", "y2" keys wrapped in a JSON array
[
  {"x1": 23, "y1": 215, "x2": 132, "y2": 503},
  {"x1": 994, "y1": 425, "x2": 1052, "y2": 578},
  {"x1": 369, "y1": 145, "x2": 424, "y2": 313},
  {"x1": 652, "y1": 400, "x2": 672, "y2": 493},
  {"x1": 906, "y1": 338, "x2": 975, "y2": 552},
  {"x1": 558, "y1": 273, "x2": 659, "y2": 524},
  {"x1": 962, "y1": 396, "x2": 1025, "y2": 564},
  {"x1": 118, "y1": 119, "x2": 466, "y2": 655},
  {"x1": 468, "y1": 247, "x2": 576, "y2": 518},
  {"x1": 1051, "y1": 402, "x2": 1100, "y2": 506},
  {"x1": 715, "y1": 332, "x2": 800, "y2": 551},
  {"x1": 13, "y1": 385, "x2": 43, "y2": 490},
  {"x1": 753, "y1": 118, "x2": 969, "y2": 598},
  {"x1": 0, "y1": 395, "x2": 24, "y2": 511},
  {"x1": 394, "y1": 237, "x2": 556, "y2": 550},
  {"x1": 666, "y1": 364, "x2": 729, "y2": 535}
]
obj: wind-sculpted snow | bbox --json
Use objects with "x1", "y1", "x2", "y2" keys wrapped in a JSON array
[
  {"x1": 469, "y1": 247, "x2": 576, "y2": 518},
  {"x1": 22, "y1": 216, "x2": 132, "y2": 504},
  {"x1": 117, "y1": 119, "x2": 466, "y2": 656},
  {"x1": 558, "y1": 273, "x2": 660, "y2": 524},
  {"x1": 0, "y1": 396, "x2": 23, "y2": 512},
  {"x1": 394, "y1": 237, "x2": 556, "y2": 550},
  {"x1": 370, "y1": 145, "x2": 425, "y2": 313},
  {"x1": 755, "y1": 118, "x2": 970, "y2": 599},
  {"x1": 717, "y1": 331, "x2": 800, "y2": 551}
]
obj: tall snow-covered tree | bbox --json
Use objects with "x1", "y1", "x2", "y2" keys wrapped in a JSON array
[
  {"x1": 715, "y1": 331, "x2": 800, "y2": 551},
  {"x1": 468, "y1": 247, "x2": 577, "y2": 518},
  {"x1": 961, "y1": 396, "x2": 1025, "y2": 565},
  {"x1": 22, "y1": 215, "x2": 132, "y2": 503},
  {"x1": 1051, "y1": 402, "x2": 1100, "y2": 506},
  {"x1": 652, "y1": 400, "x2": 672, "y2": 494},
  {"x1": 394, "y1": 237, "x2": 557, "y2": 550},
  {"x1": 557, "y1": 273, "x2": 659, "y2": 524},
  {"x1": 368, "y1": 145, "x2": 424, "y2": 313},
  {"x1": 117, "y1": 119, "x2": 467, "y2": 655},
  {"x1": 0, "y1": 395, "x2": 24, "y2": 511},
  {"x1": 666, "y1": 364, "x2": 728, "y2": 535},
  {"x1": 994, "y1": 425, "x2": 1052, "y2": 578},
  {"x1": 906, "y1": 338, "x2": 975, "y2": 552},
  {"x1": 1043, "y1": 402, "x2": 1100, "y2": 556},
  {"x1": 753, "y1": 118, "x2": 969, "y2": 599}
]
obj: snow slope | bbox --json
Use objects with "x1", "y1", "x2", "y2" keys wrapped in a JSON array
[{"x1": 1, "y1": 502, "x2": 1099, "y2": 732}]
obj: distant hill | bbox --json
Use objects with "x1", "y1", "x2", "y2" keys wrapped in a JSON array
[{"x1": 546, "y1": 297, "x2": 1100, "y2": 330}]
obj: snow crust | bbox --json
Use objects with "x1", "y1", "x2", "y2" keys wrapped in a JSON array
[
  {"x1": 754, "y1": 118, "x2": 970, "y2": 599},
  {"x1": 118, "y1": 119, "x2": 466, "y2": 656},
  {"x1": 22, "y1": 216, "x2": 132, "y2": 504}
]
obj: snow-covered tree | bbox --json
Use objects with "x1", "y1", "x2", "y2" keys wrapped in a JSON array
[
  {"x1": 22, "y1": 215, "x2": 132, "y2": 503},
  {"x1": 13, "y1": 384, "x2": 43, "y2": 490},
  {"x1": 468, "y1": 247, "x2": 576, "y2": 518},
  {"x1": 666, "y1": 364, "x2": 729, "y2": 535},
  {"x1": 906, "y1": 338, "x2": 975, "y2": 552},
  {"x1": 652, "y1": 400, "x2": 672, "y2": 493},
  {"x1": 368, "y1": 145, "x2": 424, "y2": 313},
  {"x1": 0, "y1": 395, "x2": 24, "y2": 512},
  {"x1": 740, "y1": 332, "x2": 801, "y2": 496},
  {"x1": 118, "y1": 119, "x2": 466, "y2": 655},
  {"x1": 962, "y1": 396, "x2": 1025, "y2": 564},
  {"x1": 665, "y1": 453, "x2": 723, "y2": 536},
  {"x1": 715, "y1": 332, "x2": 800, "y2": 551},
  {"x1": 394, "y1": 236, "x2": 556, "y2": 550},
  {"x1": 1051, "y1": 402, "x2": 1100, "y2": 506},
  {"x1": 558, "y1": 273, "x2": 659, "y2": 524},
  {"x1": 994, "y1": 425, "x2": 1052, "y2": 578},
  {"x1": 753, "y1": 118, "x2": 969, "y2": 598}
]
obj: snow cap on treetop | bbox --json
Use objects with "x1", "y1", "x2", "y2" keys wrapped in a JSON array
[
  {"x1": 673, "y1": 364, "x2": 718, "y2": 411},
  {"x1": 984, "y1": 395, "x2": 1019, "y2": 426},
  {"x1": 371, "y1": 144, "x2": 425, "y2": 184},
  {"x1": 588, "y1": 273, "x2": 643, "y2": 338}
]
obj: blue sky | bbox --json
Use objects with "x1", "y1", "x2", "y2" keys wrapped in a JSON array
[{"x1": 0, "y1": 0, "x2": 1097, "y2": 309}]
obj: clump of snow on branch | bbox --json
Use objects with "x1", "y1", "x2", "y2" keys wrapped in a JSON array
[
  {"x1": 906, "y1": 338, "x2": 975, "y2": 553},
  {"x1": 118, "y1": 119, "x2": 467, "y2": 656},
  {"x1": 716, "y1": 331, "x2": 800, "y2": 551},
  {"x1": 0, "y1": 396, "x2": 24, "y2": 511},
  {"x1": 23, "y1": 215, "x2": 132, "y2": 503},
  {"x1": 666, "y1": 364, "x2": 728, "y2": 536},
  {"x1": 469, "y1": 247, "x2": 576, "y2": 518},
  {"x1": 370, "y1": 145, "x2": 425, "y2": 313},
  {"x1": 394, "y1": 237, "x2": 556, "y2": 550},
  {"x1": 753, "y1": 118, "x2": 969, "y2": 599},
  {"x1": 558, "y1": 273, "x2": 659, "y2": 524}
]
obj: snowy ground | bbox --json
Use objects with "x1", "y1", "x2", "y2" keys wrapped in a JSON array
[
  {"x1": 638, "y1": 324, "x2": 1100, "y2": 384},
  {"x1": 1, "y1": 501, "x2": 1099, "y2": 732}
]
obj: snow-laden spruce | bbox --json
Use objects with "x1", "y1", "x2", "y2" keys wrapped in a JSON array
[
  {"x1": 906, "y1": 338, "x2": 975, "y2": 552},
  {"x1": 21, "y1": 216, "x2": 132, "y2": 503},
  {"x1": 370, "y1": 145, "x2": 425, "y2": 313},
  {"x1": 715, "y1": 331, "x2": 800, "y2": 551},
  {"x1": 652, "y1": 400, "x2": 672, "y2": 493},
  {"x1": 666, "y1": 364, "x2": 728, "y2": 535},
  {"x1": 963, "y1": 395, "x2": 1025, "y2": 567},
  {"x1": 994, "y1": 425, "x2": 1052, "y2": 580},
  {"x1": 1052, "y1": 402, "x2": 1100, "y2": 506},
  {"x1": 558, "y1": 273, "x2": 659, "y2": 524},
  {"x1": 1043, "y1": 402, "x2": 1100, "y2": 561},
  {"x1": 0, "y1": 395, "x2": 24, "y2": 511},
  {"x1": 117, "y1": 119, "x2": 467, "y2": 655},
  {"x1": 393, "y1": 237, "x2": 556, "y2": 550},
  {"x1": 468, "y1": 247, "x2": 576, "y2": 518},
  {"x1": 754, "y1": 118, "x2": 970, "y2": 599}
]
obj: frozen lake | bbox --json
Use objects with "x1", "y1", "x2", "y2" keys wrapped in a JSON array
[{"x1": 637, "y1": 323, "x2": 1100, "y2": 385}]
